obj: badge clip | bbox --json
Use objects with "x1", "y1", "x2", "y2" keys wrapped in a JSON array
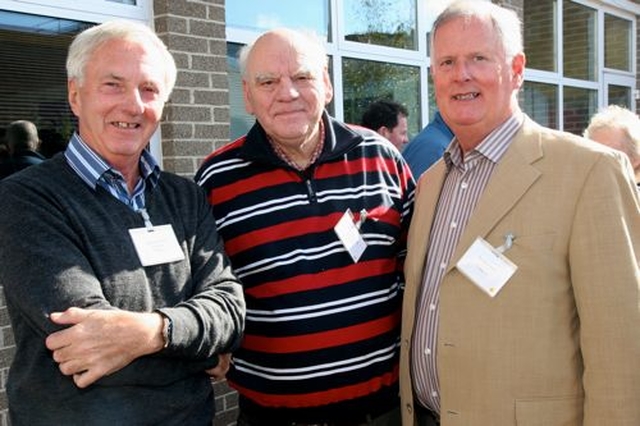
[
  {"x1": 496, "y1": 232, "x2": 515, "y2": 253},
  {"x1": 139, "y1": 208, "x2": 154, "y2": 231}
]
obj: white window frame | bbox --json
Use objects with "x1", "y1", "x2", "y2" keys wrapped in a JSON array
[
  {"x1": 524, "y1": 0, "x2": 638, "y2": 130},
  {"x1": 0, "y1": 0, "x2": 150, "y2": 23},
  {"x1": 603, "y1": 72, "x2": 637, "y2": 109},
  {"x1": 599, "y1": 3, "x2": 637, "y2": 111}
]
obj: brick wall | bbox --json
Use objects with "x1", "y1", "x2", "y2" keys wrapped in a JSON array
[
  {"x1": 154, "y1": 0, "x2": 231, "y2": 178},
  {"x1": 0, "y1": 289, "x2": 13, "y2": 426}
]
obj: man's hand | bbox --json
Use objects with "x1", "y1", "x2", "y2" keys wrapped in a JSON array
[
  {"x1": 206, "y1": 353, "x2": 232, "y2": 381},
  {"x1": 45, "y1": 307, "x2": 165, "y2": 388}
]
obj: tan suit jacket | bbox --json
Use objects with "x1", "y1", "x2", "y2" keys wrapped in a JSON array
[{"x1": 400, "y1": 117, "x2": 640, "y2": 426}]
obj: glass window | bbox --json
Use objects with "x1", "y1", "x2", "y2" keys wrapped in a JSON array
[
  {"x1": 524, "y1": 0, "x2": 556, "y2": 72},
  {"x1": 562, "y1": 1, "x2": 596, "y2": 81},
  {"x1": 563, "y1": 86, "x2": 597, "y2": 136},
  {"x1": 342, "y1": 58, "x2": 420, "y2": 138},
  {"x1": 0, "y1": 11, "x2": 92, "y2": 157},
  {"x1": 107, "y1": 0, "x2": 136, "y2": 3},
  {"x1": 521, "y1": 81, "x2": 558, "y2": 130},
  {"x1": 226, "y1": 0, "x2": 330, "y2": 41},
  {"x1": 343, "y1": 0, "x2": 418, "y2": 50},
  {"x1": 604, "y1": 14, "x2": 631, "y2": 72},
  {"x1": 608, "y1": 84, "x2": 632, "y2": 109}
]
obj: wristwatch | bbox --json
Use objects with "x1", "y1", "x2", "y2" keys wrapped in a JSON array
[{"x1": 161, "y1": 315, "x2": 173, "y2": 349}]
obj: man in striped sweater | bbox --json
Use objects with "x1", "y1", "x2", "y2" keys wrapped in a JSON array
[{"x1": 196, "y1": 28, "x2": 415, "y2": 426}]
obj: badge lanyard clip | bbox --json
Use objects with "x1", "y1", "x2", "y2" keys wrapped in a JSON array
[
  {"x1": 496, "y1": 232, "x2": 515, "y2": 253},
  {"x1": 139, "y1": 208, "x2": 154, "y2": 231}
]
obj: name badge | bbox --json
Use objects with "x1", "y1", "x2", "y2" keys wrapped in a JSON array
[
  {"x1": 456, "y1": 236, "x2": 517, "y2": 297},
  {"x1": 334, "y1": 209, "x2": 367, "y2": 263},
  {"x1": 129, "y1": 224, "x2": 185, "y2": 266}
]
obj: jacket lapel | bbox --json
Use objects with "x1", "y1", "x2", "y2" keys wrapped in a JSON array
[{"x1": 448, "y1": 118, "x2": 544, "y2": 269}]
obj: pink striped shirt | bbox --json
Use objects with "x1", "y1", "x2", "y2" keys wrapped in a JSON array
[{"x1": 411, "y1": 113, "x2": 524, "y2": 413}]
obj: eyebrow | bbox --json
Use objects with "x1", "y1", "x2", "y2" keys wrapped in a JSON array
[
  {"x1": 254, "y1": 73, "x2": 278, "y2": 83},
  {"x1": 103, "y1": 73, "x2": 124, "y2": 81},
  {"x1": 253, "y1": 67, "x2": 317, "y2": 82},
  {"x1": 104, "y1": 73, "x2": 163, "y2": 88}
]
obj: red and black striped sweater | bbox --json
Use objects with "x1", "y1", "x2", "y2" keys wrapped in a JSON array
[{"x1": 196, "y1": 112, "x2": 415, "y2": 423}]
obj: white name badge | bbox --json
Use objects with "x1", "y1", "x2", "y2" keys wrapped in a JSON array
[
  {"x1": 129, "y1": 224, "x2": 185, "y2": 267},
  {"x1": 334, "y1": 209, "x2": 367, "y2": 263},
  {"x1": 456, "y1": 237, "x2": 517, "y2": 297}
]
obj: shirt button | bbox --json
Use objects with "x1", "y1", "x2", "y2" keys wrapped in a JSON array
[
  {"x1": 440, "y1": 262, "x2": 447, "y2": 269},
  {"x1": 450, "y1": 221, "x2": 457, "y2": 229},
  {"x1": 429, "y1": 303, "x2": 436, "y2": 311},
  {"x1": 431, "y1": 391, "x2": 438, "y2": 397},
  {"x1": 461, "y1": 181, "x2": 468, "y2": 189},
  {"x1": 425, "y1": 348, "x2": 432, "y2": 355}
]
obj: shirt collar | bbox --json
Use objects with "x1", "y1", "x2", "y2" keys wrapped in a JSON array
[
  {"x1": 268, "y1": 120, "x2": 325, "y2": 171},
  {"x1": 64, "y1": 132, "x2": 161, "y2": 190},
  {"x1": 445, "y1": 112, "x2": 524, "y2": 168}
]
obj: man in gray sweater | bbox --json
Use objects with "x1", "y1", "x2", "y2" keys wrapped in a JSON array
[{"x1": 0, "y1": 20, "x2": 245, "y2": 425}]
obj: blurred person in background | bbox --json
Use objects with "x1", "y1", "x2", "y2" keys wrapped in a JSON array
[
  {"x1": 361, "y1": 99, "x2": 410, "y2": 150},
  {"x1": 584, "y1": 104, "x2": 640, "y2": 187},
  {"x1": 0, "y1": 120, "x2": 45, "y2": 179}
]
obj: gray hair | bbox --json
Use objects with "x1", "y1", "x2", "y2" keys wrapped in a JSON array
[
  {"x1": 238, "y1": 28, "x2": 329, "y2": 78},
  {"x1": 66, "y1": 20, "x2": 177, "y2": 100},
  {"x1": 584, "y1": 105, "x2": 640, "y2": 162},
  {"x1": 430, "y1": 0, "x2": 523, "y2": 61}
]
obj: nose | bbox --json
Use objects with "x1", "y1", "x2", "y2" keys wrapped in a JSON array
[
  {"x1": 122, "y1": 89, "x2": 145, "y2": 115},
  {"x1": 453, "y1": 60, "x2": 471, "y2": 81},
  {"x1": 276, "y1": 77, "x2": 300, "y2": 100}
]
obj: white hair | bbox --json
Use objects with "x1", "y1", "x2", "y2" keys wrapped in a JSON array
[{"x1": 66, "y1": 19, "x2": 177, "y2": 99}]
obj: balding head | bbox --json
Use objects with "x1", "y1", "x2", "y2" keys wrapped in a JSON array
[{"x1": 6, "y1": 120, "x2": 40, "y2": 154}]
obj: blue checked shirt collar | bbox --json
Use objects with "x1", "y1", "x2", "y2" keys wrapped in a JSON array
[{"x1": 64, "y1": 133, "x2": 160, "y2": 210}]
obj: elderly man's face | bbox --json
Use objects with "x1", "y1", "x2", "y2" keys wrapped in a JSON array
[
  {"x1": 68, "y1": 38, "x2": 167, "y2": 170},
  {"x1": 242, "y1": 31, "x2": 333, "y2": 150}
]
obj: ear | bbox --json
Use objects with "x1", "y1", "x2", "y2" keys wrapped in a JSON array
[
  {"x1": 511, "y1": 52, "x2": 526, "y2": 89},
  {"x1": 68, "y1": 79, "x2": 81, "y2": 117},
  {"x1": 378, "y1": 126, "x2": 391, "y2": 139}
]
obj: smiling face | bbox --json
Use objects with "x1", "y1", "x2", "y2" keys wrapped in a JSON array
[
  {"x1": 242, "y1": 30, "x2": 333, "y2": 151},
  {"x1": 68, "y1": 37, "x2": 167, "y2": 172},
  {"x1": 431, "y1": 15, "x2": 525, "y2": 151}
]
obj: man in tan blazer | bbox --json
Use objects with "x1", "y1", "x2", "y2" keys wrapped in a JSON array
[{"x1": 400, "y1": 2, "x2": 640, "y2": 425}]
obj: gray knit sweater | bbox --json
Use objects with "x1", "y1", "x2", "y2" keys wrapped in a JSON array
[{"x1": 0, "y1": 155, "x2": 245, "y2": 425}]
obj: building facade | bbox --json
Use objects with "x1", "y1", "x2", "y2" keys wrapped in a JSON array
[{"x1": 0, "y1": 0, "x2": 638, "y2": 425}]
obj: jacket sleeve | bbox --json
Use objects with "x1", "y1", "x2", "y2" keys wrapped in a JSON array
[{"x1": 569, "y1": 152, "x2": 640, "y2": 424}]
